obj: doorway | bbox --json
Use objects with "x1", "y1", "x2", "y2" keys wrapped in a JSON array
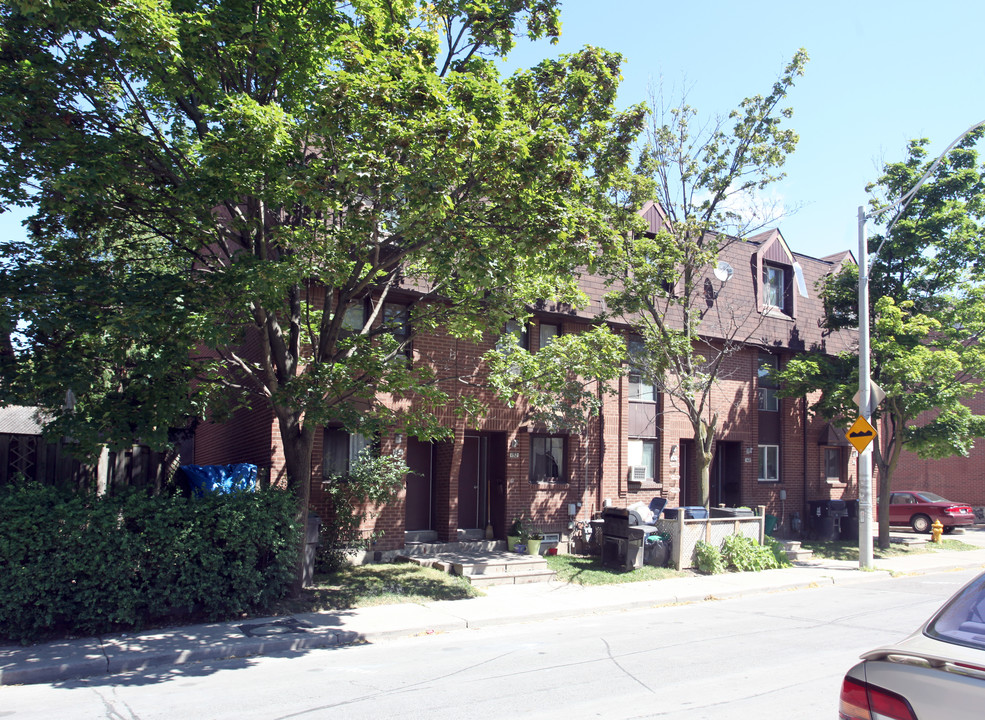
[
  {"x1": 457, "y1": 433, "x2": 507, "y2": 534},
  {"x1": 711, "y1": 442, "x2": 742, "y2": 507},
  {"x1": 404, "y1": 438, "x2": 434, "y2": 532}
]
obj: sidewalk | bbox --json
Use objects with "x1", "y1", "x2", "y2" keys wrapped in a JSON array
[{"x1": 5, "y1": 538, "x2": 985, "y2": 688}]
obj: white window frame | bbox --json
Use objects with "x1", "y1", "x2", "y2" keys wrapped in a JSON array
[
  {"x1": 628, "y1": 438, "x2": 658, "y2": 482},
  {"x1": 758, "y1": 444, "x2": 779, "y2": 482},
  {"x1": 764, "y1": 265, "x2": 785, "y2": 310}
]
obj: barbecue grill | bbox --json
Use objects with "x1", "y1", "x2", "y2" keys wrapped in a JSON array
[{"x1": 601, "y1": 507, "x2": 657, "y2": 571}]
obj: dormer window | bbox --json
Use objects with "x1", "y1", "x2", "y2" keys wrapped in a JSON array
[{"x1": 764, "y1": 265, "x2": 785, "y2": 310}]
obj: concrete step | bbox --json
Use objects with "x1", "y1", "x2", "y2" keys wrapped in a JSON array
[
  {"x1": 400, "y1": 540, "x2": 506, "y2": 556},
  {"x1": 397, "y1": 550, "x2": 556, "y2": 586},
  {"x1": 779, "y1": 540, "x2": 813, "y2": 563},
  {"x1": 466, "y1": 569, "x2": 558, "y2": 587},
  {"x1": 404, "y1": 530, "x2": 438, "y2": 544}
]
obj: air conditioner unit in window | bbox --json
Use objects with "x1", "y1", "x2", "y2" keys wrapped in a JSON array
[{"x1": 628, "y1": 465, "x2": 648, "y2": 482}]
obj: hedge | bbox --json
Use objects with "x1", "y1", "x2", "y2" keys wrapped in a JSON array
[{"x1": 0, "y1": 483, "x2": 299, "y2": 643}]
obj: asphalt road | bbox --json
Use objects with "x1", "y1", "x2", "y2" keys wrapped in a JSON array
[{"x1": 1, "y1": 566, "x2": 979, "y2": 720}]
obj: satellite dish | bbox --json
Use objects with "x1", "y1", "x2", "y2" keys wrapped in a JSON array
[{"x1": 713, "y1": 261, "x2": 734, "y2": 283}]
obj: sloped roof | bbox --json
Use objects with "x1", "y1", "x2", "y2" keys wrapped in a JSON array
[{"x1": 0, "y1": 405, "x2": 48, "y2": 435}]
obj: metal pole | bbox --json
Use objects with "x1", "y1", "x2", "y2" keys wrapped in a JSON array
[{"x1": 858, "y1": 206, "x2": 874, "y2": 570}]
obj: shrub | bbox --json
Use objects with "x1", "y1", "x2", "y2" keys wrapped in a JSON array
[
  {"x1": 721, "y1": 534, "x2": 784, "y2": 572},
  {"x1": 0, "y1": 483, "x2": 299, "y2": 643},
  {"x1": 317, "y1": 450, "x2": 407, "y2": 573},
  {"x1": 695, "y1": 540, "x2": 725, "y2": 574}
]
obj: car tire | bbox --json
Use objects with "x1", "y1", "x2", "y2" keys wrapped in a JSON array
[
  {"x1": 911, "y1": 514, "x2": 931, "y2": 533},
  {"x1": 943, "y1": 526, "x2": 955, "y2": 534}
]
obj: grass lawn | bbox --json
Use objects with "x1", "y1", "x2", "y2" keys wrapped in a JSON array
[
  {"x1": 545, "y1": 553, "x2": 689, "y2": 585},
  {"x1": 802, "y1": 538, "x2": 979, "y2": 561},
  {"x1": 270, "y1": 562, "x2": 483, "y2": 615}
]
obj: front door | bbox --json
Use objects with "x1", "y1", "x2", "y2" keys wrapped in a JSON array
[
  {"x1": 457, "y1": 435, "x2": 487, "y2": 530},
  {"x1": 404, "y1": 438, "x2": 434, "y2": 531},
  {"x1": 711, "y1": 442, "x2": 742, "y2": 507}
]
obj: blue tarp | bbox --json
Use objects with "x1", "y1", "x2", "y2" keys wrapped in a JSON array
[{"x1": 180, "y1": 463, "x2": 258, "y2": 497}]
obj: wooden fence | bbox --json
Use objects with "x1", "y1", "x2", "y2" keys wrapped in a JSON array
[{"x1": 0, "y1": 433, "x2": 191, "y2": 494}]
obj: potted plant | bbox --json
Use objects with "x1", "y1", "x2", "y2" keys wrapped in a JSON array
[
  {"x1": 526, "y1": 531, "x2": 544, "y2": 556},
  {"x1": 509, "y1": 516, "x2": 527, "y2": 553}
]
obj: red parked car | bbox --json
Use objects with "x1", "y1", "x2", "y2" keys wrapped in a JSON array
[{"x1": 886, "y1": 491, "x2": 975, "y2": 534}]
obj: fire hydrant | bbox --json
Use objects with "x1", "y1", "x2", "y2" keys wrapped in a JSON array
[{"x1": 931, "y1": 519, "x2": 944, "y2": 543}]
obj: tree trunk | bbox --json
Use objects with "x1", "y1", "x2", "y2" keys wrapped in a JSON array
[
  {"x1": 875, "y1": 432, "x2": 903, "y2": 551},
  {"x1": 694, "y1": 417, "x2": 716, "y2": 510},
  {"x1": 275, "y1": 407, "x2": 316, "y2": 594}
]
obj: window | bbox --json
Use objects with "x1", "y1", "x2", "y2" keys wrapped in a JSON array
[
  {"x1": 763, "y1": 265, "x2": 785, "y2": 310},
  {"x1": 538, "y1": 322, "x2": 560, "y2": 351},
  {"x1": 530, "y1": 435, "x2": 565, "y2": 482},
  {"x1": 824, "y1": 447, "x2": 843, "y2": 483},
  {"x1": 383, "y1": 302, "x2": 411, "y2": 361},
  {"x1": 628, "y1": 338, "x2": 657, "y2": 402},
  {"x1": 628, "y1": 438, "x2": 658, "y2": 481},
  {"x1": 342, "y1": 303, "x2": 365, "y2": 333},
  {"x1": 323, "y1": 428, "x2": 370, "y2": 477},
  {"x1": 497, "y1": 319, "x2": 529, "y2": 352},
  {"x1": 758, "y1": 444, "x2": 779, "y2": 482},
  {"x1": 757, "y1": 353, "x2": 779, "y2": 412}
]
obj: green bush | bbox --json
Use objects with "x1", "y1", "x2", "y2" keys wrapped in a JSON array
[
  {"x1": 317, "y1": 450, "x2": 407, "y2": 573},
  {"x1": 721, "y1": 534, "x2": 784, "y2": 572},
  {"x1": 0, "y1": 482, "x2": 299, "y2": 643},
  {"x1": 695, "y1": 540, "x2": 725, "y2": 574}
]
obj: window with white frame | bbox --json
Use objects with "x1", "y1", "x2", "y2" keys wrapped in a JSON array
[
  {"x1": 628, "y1": 438, "x2": 658, "y2": 482},
  {"x1": 323, "y1": 428, "x2": 371, "y2": 477},
  {"x1": 530, "y1": 435, "x2": 565, "y2": 482},
  {"x1": 757, "y1": 353, "x2": 779, "y2": 412},
  {"x1": 763, "y1": 264, "x2": 785, "y2": 310},
  {"x1": 758, "y1": 444, "x2": 779, "y2": 482}
]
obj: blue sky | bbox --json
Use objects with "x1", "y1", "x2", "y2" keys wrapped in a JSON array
[
  {"x1": 500, "y1": 0, "x2": 985, "y2": 260},
  {"x1": 3, "y1": 1, "x2": 983, "y2": 262}
]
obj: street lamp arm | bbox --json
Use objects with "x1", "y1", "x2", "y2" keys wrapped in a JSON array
[{"x1": 866, "y1": 118, "x2": 985, "y2": 264}]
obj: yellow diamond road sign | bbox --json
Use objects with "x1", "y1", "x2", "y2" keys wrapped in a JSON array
[{"x1": 848, "y1": 416, "x2": 877, "y2": 453}]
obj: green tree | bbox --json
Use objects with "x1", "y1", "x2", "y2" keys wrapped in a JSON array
[
  {"x1": 603, "y1": 50, "x2": 808, "y2": 508},
  {"x1": 0, "y1": 1, "x2": 645, "y2": 580},
  {"x1": 778, "y1": 136, "x2": 985, "y2": 548}
]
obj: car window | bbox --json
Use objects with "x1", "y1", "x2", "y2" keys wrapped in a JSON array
[
  {"x1": 915, "y1": 491, "x2": 946, "y2": 503},
  {"x1": 925, "y1": 573, "x2": 985, "y2": 651},
  {"x1": 890, "y1": 494, "x2": 913, "y2": 505}
]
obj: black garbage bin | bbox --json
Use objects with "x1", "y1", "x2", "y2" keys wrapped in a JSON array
[
  {"x1": 808, "y1": 500, "x2": 839, "y2": 541},
  {"x1": 643, "y1": 533, "x2": 672, "y2": 567},
  {"x1": 840, "y1": 499, "x2": 860, "y2": 541}
]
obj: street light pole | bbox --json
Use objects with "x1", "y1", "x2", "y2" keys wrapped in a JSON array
[
  {"x1": 857, "y1": 208, "x2": 873, "y2": 569},
  {"x1": 856, "y1": 118, "x2": 985, "y2": 570}
]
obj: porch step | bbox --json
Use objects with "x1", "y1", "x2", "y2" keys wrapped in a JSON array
[
  {"x1": 401, "y1": 540, "x2": 506, "y2": 556},
  {"x1": 397, "y1": 549, "x2": 557, "y2": 587},
  {"x1": 779, "y1": 540, "x2": 814, "y2": 563},
  {"x1": 404, "y1": 530, "x2": 438, "y2": 544}
]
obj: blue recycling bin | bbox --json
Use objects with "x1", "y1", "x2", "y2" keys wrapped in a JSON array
[{"x1": 663, "y1": 506, "x2": 709, "y2": 520}]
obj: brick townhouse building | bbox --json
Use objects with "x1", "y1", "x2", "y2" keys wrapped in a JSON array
[{"x1": 194, "y1": 209, "x2": 861, "y2": 553}]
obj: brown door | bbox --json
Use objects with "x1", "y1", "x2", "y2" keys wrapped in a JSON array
[
  {"x1": 404, "y1": 438, "x2": 434, "y2": 531},
  {"x1": 457, "y1": 435, "x2": 485, "y2": 529}
]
